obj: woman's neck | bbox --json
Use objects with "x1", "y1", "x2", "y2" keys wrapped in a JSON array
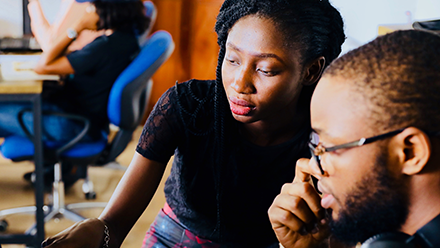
[{"x1": 239, "y1": 106, "x2": 308, "y2": 147}]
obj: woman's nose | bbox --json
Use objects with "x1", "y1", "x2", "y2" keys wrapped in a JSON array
[{"x1": 231, "y1": 66, "x2": 256, "y2": 94}]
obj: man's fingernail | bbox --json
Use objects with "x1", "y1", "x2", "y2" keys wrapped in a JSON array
[{"x1": 321, "y1": 218, "x2": 327, "y2": 225}]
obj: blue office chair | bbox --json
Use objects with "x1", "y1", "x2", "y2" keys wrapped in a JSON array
[{"x1": 0, "y1": 30, "x2": 174, "y2": 232}]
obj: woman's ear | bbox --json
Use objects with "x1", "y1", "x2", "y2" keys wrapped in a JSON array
[
  {"x1": 302, "y1": 56, "x2": 325, "y2": 86},
  {"x1": 393, "y1": 127, "x2": 431, "y2": 175}
]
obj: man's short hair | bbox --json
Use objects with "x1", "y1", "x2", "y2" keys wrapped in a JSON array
[{"x1": 323, "y1": 30, "x2": 440, "y2": 131}]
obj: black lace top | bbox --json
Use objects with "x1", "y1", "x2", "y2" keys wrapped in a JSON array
[{"x1": 136, "y1": 79, "x2": 310, "y2": 247}]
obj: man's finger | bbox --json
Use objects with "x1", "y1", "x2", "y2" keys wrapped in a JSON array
[
  {"x1": 280, "y1": 181, "x2": 324, "y2": 220},
  {"x1": 269, "y1": 194, "x2": 307, "y2": 232},
  {"x1": 293, "y1": 158, "x2": 313, "y2": 183}
]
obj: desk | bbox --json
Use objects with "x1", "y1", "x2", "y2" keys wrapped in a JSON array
[{"x1": 0, "y1": 80, "x2": 45, "y2": 247}]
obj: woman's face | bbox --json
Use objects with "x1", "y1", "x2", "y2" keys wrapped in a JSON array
[{"x1": 222, "y1": 15, "x2": 305, "y2": 124}]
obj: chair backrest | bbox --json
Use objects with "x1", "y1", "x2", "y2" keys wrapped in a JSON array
[
  {"x1": 138, "y1": 1, "x2": 157, "y2": 47},
  {"x1": 102, "y1": 30, "x2": 174, "y2": 163},
  {"x1": 108, "y1": 30, "x2": 174, "y2": 130}
]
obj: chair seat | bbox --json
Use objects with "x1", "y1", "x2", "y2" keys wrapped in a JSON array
[{"x1": 0, "y1": 135, "x2": 108, "y2": 160}]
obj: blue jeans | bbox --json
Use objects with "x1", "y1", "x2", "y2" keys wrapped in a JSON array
[{"x1": 0, "y1": 102, "x2": 92, "y2": 142}]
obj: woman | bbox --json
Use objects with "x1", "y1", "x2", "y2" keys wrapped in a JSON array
[
  {"x1": 0, "y1": 0, "x2": 149, "y2": 186},
  {"x1": 42, "y1": 0, "x2": 345, "y2": 247}
]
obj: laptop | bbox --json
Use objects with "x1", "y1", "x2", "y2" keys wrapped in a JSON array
[
  {"x1": 413, "y1": 19, "x2": 440, "y2": 34},
  {"x1": 0, "y1": 37, "x2": 41, "y2": 52}
]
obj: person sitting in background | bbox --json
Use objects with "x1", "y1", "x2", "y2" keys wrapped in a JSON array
[
  {"x1": 268, "y1": 30, "x2": 440, "y2": 248},
  {"x1": 28, "y1": 0, "x2": 103, "y2": 52},
  {"x1": 0, "y1": 0, "x2": 149, "y2": 187}
]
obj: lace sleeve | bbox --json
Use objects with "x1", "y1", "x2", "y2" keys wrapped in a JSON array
[{"x1": 136, "y1": 85, "x2": 183, "y2": 164}]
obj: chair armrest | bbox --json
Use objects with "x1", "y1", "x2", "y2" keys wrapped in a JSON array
[{"x1": 17, "y1": 109, "x2": 90, "y2": 157}]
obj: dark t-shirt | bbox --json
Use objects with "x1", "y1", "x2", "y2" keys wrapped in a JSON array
[
  {"x1": 49, "y1": 31, "x2": 139, "y2": 136},
  {"x1": 136, "y1": 80, "x2": 310, "y2": 247}
]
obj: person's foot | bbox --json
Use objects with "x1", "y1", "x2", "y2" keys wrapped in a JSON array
[
  {"x1": 23, "y1": 169, "x2": 54, "y2": 192},
  {"x1": 23, "y1": 164, "x2": 80, "y2": 191}
]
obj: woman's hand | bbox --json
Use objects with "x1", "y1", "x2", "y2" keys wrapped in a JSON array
[
  {"x1": 42, "y1": 218, "x2": 106, "y2": 248},
  {"x1": 268, "y1": 158, "x2": 329, "y2": 248}
]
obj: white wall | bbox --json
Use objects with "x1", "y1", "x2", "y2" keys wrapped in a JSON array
[
  {"x1": 0, "y1": 1, "x2": 23, "y2": 37},
  {"x1": 0, "y1": 0, "x2": 60, "y2": 37},
  {"x1": 330, "y1": 0, "x2": 440, "y2": 55},
  {"x1": 1, "y1": 0, "x2": 439, "y2": 47}
]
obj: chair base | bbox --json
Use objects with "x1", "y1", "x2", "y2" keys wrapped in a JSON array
[
  {"x1": 0, "y1": 163, "x2": 107, "y2": 234},
  {"x1": 100, "y1": 161, "x2": 127, "y2": 171}
]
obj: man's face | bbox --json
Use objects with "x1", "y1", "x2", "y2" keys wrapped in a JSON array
[{"x1": 310, "y1": 75, "x2": 409, "y2": 245}]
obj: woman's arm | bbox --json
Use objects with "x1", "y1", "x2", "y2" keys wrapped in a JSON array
[
  {"x1": 28, "y1": 0, "x2": 90, "y2": 52},
  {"x1": 34, "y1": 10, "x2": 99, "y2": 75},
  {"x1": 43, "y1": 153, "x2": 167, "y2": 248},
  {"x1": 27, "y1": 0, "x2": 51, "y2": 51},
  {"x1": 99, "y1": 153, "x2": 167, "y2": 248}
]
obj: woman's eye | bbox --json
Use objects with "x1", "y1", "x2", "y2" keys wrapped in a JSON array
[
  {"x1": 257, "y1": 68, "x2": 278, "y2": 76},
  {"x1": 226, "y1": 58, "x2": 238, "y2": 65}
]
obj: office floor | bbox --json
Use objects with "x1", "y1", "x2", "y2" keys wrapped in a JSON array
[{"x1": 0, "y1": 127, "x2": 172, "y2": 248}]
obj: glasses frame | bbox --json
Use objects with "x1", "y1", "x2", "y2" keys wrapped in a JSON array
[{"x1": 308, "y1": 129, "x2": 405, "y2": 175}]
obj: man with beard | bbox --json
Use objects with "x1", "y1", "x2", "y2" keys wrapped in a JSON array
[{"x1": 268, "y1": 29, "x2": 440, "y2": 248}]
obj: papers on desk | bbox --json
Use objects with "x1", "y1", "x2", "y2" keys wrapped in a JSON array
[{"x1": 0, "y1": 54, "x2": 60, "y2": 81}]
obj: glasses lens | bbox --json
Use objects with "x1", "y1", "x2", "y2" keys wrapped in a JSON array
[
  {"x1": 310, "y1": 132, "x2": 320, "y2": 146},
  {"x1": 309, "y1": 132, "x2": 324, "y2": 175}
]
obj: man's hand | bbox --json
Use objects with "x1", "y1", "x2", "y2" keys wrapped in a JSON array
[
  {"x1": 268, "y1": 158, "x2": 329, "y2": 248},
  {"x1": 42, "y1": 218, "x2": 105, "y2": 248}
]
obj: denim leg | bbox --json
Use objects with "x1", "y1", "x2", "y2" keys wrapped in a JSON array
[
  {"x1": 143, "y1": 210, "x2": 184, "y2": 248},
  {"x1": 0, "y1": 102, "x2": 91, "y2": 142}
]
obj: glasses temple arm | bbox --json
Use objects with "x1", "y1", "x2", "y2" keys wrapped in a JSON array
[{"x1": 325, "y1": 129, "x2": 405, "y2": 152}]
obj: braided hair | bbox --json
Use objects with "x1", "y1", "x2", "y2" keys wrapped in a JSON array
[{"x1": 211, "y1": 0, "x2": 345, "y2": 240}]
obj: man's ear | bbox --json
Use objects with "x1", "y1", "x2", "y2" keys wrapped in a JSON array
[
  {"x1": 302, "y1": 56, "x2": 325, "y2": 86},
  {"x1": 393, "y1": 127, "x2": 431, "y2": 175}
]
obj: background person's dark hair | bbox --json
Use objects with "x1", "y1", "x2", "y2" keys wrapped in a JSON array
[
  {"x1": 324, "y1": 30, "x2": 440, "y2": 132},
  {"x1": 209, "y1": 0, "x2": 345, "y2": 241},
  {"x1": 94, "y1": 0, "x2": 150, "y2": 34}
]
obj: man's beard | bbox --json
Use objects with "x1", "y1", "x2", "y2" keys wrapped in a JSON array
[{"x1": 327, "y1": 151, "x2": 410, "y2": 246}]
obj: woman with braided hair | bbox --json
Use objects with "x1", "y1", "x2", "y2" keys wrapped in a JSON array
[{"x1": 42, "y1": 0, "x2": 345, "y2": 248}]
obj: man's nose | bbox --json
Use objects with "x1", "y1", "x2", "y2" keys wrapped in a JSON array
[{"x1": 231, "y1": 66, "x2": 256, "y2": 94}]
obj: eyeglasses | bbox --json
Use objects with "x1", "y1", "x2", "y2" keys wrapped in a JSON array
[{"x1": 308, "y1": 129, "x2": 405, "y2": 175}]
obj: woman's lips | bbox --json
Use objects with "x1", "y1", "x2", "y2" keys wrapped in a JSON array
[{"x1": 229, "y1": 97, "x2": 255, "y2": 116}]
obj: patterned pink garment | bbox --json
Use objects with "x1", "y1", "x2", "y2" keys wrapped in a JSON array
[{"x1": 142, "y1": 203, "x2": 221, "y2": 248}]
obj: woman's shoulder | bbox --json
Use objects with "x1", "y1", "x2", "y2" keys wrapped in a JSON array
[
  {"x1": 174, "y1": 79, "x2": 216, "y2": 110},
  {"x1": 85, "y1": 31, "x2": 137, "y2": 49},
  {"x1": 171, "y1": 79, "x2": 217, "y2": 135},
  {"x1": 175, "y1": 79, "x2": 216, "y2": 99}
]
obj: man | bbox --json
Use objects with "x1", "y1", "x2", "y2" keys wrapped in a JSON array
[{"x1": 268, "y1": 30, "x2": 440, "y2": 248}]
